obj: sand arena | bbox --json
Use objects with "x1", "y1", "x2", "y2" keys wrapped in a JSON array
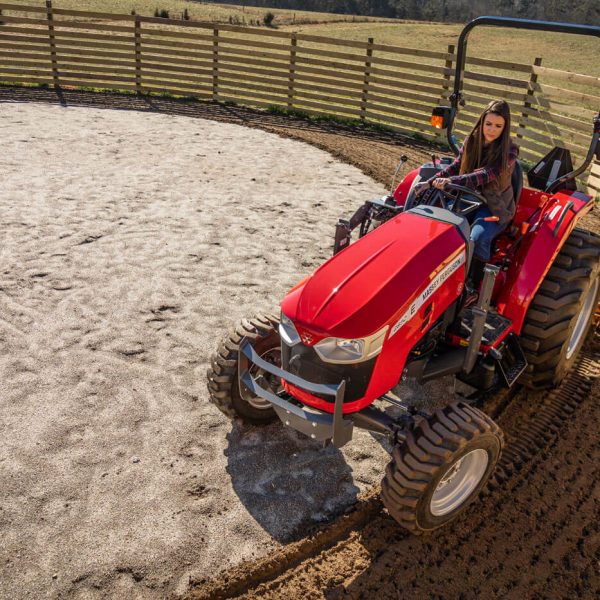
[
  {"x1": 3, "y1": 97, "x2": 598, "y2": 600},
  {"x1": 0, "y1": 100, "x2": 404, "y2": 598}
]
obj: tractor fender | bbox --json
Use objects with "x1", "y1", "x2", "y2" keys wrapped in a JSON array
[
  {"x1": 496, "y1": 190, "x2": 595, "y2": 333},
  {"x1": 393, "y1": 168, "x2": 419, "y2": 206}
]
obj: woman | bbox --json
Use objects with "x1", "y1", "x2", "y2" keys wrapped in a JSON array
[{"x1": 420, "y1": 99, "x2": 519, "y2": 284}]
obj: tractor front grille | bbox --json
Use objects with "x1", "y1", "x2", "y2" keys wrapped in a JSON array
[{"x1": 281, "y1": 340, "x2": 376, "y2": 403}]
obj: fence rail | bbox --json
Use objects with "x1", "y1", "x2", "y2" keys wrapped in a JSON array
[{"x1": 0, "y1": 1, "x2": 598, "y2": 194}]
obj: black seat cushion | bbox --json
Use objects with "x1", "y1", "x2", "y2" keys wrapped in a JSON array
[{"x1": 512, "y1": 160, "x2": 524, "y2": 205}]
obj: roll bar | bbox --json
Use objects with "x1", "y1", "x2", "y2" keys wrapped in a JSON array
[{"x1": 445, "y1": 16, "x2": 600, "y2": 155}]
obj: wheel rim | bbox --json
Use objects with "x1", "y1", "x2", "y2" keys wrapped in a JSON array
[
  {"x1": 566, "y1": 278, "x2": 598, "y2": 360},
  {"x1": 430, "y1": 449, "x2": 489, "y2": 517},
  {"x1": 247, "y1": 347, "x2": 281, "y2": 410}
]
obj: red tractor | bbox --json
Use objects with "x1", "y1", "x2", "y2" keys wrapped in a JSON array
[{"x1": 208, "y1": 17, "x2": 600, "y2": 534}]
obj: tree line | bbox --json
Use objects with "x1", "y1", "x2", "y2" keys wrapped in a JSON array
[{"x1": 204, "y1": 0, "x2": 599, "y2": 25}]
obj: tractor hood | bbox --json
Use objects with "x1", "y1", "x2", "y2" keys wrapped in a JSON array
[{"x1": 281, "y1": 209, "x2": 467, "y2": 340}]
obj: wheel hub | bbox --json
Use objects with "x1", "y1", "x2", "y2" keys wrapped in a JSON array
[
  {"x1": 247, "y1": 347, "x2": 281, "y2": 410},
  {"x1": 430, "y1": 449, "x2": 489, "y2": 517}
]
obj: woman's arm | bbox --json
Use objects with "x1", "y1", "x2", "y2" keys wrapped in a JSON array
[
  {"x1": 428, "y1": 145, "x2": 464, "y2": 182},
  {"x1": 418, "y1": 145, "x2": 464, "y2": 192},
  {"x1": 448, "y1": 145, "x2": 519, "y2": 189}
]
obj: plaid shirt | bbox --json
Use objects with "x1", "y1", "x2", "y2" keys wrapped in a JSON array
[{"x1": 429, "y1": 141, "x2": 519, "y2": 190}]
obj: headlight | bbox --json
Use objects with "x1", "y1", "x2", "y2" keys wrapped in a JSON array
[
  {"x1": 314, "y1": 326, "x2": 388, "y2": 364},
  {"x1": 279, "y1": 311, "x2": 301, "y2": 346}
]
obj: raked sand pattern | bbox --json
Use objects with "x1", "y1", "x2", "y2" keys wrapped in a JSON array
[{"x1": 0, "y1": 101, "x2": 409, "y2": 599}]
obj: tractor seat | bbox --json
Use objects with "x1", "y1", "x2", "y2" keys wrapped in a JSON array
[
  {"x1": 492, "y1": 160, "x2": 524, "y2": 246},
  {"x1": 505, "y1": 160, "x2": 524, "y2": 236},
  {"x1": 512, "y1": 160, "x2": 524, "y2": 207}
]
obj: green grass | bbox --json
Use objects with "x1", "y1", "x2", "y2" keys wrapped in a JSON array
[
  {"x1": 11, "y1": 0, "x2": 599, "y2": 73},
  {"x1": 280, "y1": 21, "x2": 600, "y2": 78},
  {"x1": 10, "y1": 0, "x2": 389, "y2": 26},
  {"x1": 265, "y1": 104, "x2": 403, "y2": 134},
  {"x1": 9, "y1": 1, "x2": 600, "y2": 77}
]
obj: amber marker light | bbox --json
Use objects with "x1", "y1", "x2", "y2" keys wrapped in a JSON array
[{"x1": 431, "y1": 115, "x2": 444, "y2": 129}]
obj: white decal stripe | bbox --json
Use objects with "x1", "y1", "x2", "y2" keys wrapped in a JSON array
[{"x1": 389, "y1": 250, "x2": 466, "y2": 338}]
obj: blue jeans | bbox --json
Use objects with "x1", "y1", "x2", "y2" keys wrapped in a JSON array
[{"x1": 470, "y1": 206, "x2": 505, "y2": 261}]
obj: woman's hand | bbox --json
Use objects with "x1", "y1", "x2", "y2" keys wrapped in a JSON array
[
  {"x1": 432, "y1": 178, "x2": 451, "y2": 190},
  {"x1": 414, "y1": 181, "x2": 431, "y2": 196}
]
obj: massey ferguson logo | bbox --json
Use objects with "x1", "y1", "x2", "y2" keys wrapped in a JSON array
[
  {"x1": 301, "y1": 332, "x2": 314, "y2": 345},
  {"x1": 389, "y1": 250, "x2": 466, "y2": 338}
]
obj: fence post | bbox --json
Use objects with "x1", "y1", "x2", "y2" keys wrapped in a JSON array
[
  {"x1": 438, "y1": 44, "x2": 455, "y2": 142},
  {"x1": 45, "y1": 0, "x2": 59, "y2": 88},
  {"x1": 212, "y1": 27, "x2": 219, "y2": 101},
  {"x1": 440, "y1": 44, "x2": 454, "y2": 101},
  {"x1": 360, "y1": 37, "x2": 373, "y2": 122},
  {"x1": 287, "y1": 33, "x2": 297, "y2": 110},
  {"x1": 134, "y1": 15, "x2": 142, "y2": 94},
  {"x1": 517, "y1": 56, "x2": 542, "y2": 143}
]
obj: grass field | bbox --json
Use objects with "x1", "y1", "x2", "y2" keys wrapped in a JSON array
[
  {"x1": 9, "y1": 0, "x2": 390, "y2": 26},
  {"x1": 11, "y1": 0, "x2": 600, "y2": 76},
  {"x1": 283, "y1": 21, "x2": 600, "y2": 78}
]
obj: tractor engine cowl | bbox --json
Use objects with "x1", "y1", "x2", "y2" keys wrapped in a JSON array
[{"x1": 280, "y1": 208, "x2": 470, "y2": 413}]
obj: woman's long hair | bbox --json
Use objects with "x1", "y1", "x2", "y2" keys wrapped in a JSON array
[{"x1": 460, "y1": 100, "x2": 512, "y2": 187}]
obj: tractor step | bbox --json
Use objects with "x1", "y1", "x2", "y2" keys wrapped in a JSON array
[
  {"x1": 457, "y1": 308, "x2": 512, "y2": 346},
  {"x1": 496, "y1": 333, "x2": 528, "y2": 387}
]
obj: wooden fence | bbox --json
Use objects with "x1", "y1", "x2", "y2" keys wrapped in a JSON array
[{"x1": 1, "y1": 1, "x2": 598, "y2": 195}]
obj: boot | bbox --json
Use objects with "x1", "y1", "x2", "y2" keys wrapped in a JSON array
[
  {"x1": 464, "y1": 257, "x2": 486, "y2": 307},
  {"x1": 470, "y1": 257, "x2": 487, "y2": 290}
]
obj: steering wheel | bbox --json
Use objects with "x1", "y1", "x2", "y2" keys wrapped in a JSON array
[
  {"x1": 443, "y1": 183, "x2": 487, "y2": 216},
  {"x1": 415, "y1": 183, "x2": 486, "y2": 217}
]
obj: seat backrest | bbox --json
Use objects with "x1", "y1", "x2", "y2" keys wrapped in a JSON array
[{"x1": 512, "y1": 160, "x2": 524, "y2": 204}]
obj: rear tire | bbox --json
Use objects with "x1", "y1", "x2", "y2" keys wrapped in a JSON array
[
  {"x1": 381, "y1": 402, "x2": 503, "y2": 534},
  {"x1": 207, "y1": 314, "x2": 280, "y2": 425},
  {"x1": 520, "y1": 228, "x2": 600, "y2": 389}
]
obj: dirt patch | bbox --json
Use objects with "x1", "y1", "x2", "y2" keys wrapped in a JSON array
[{"x1": 187, "y1": 351, "x2": 600, "y2": 599}]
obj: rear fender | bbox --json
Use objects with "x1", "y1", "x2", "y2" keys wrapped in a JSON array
[{"x1": 496, "y1": 190, "x2": 595, "y2": 333}]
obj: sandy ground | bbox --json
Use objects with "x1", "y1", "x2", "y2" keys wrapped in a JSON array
[
  {"x1": 0, "y1": 100, "x2": 406, "y2": 599},
  {"x1": 2, "y1": 90, "x2": 598, "y2": 600}
]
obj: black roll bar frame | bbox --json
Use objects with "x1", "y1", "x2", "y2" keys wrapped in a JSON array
[{"x1": 446, "y1": 16, "x2": 600, "y2": 156}]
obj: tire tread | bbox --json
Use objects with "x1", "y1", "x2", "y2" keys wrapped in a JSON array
[
  {"x1": 206, "y1": 313, "x2": 280, "y2": 423},
  {"x1": 520, "y1": 228, "x2": 600, "y2": 389},
  {"x1": 381, "y1": 403, "x2": 503, "y2": 534}
]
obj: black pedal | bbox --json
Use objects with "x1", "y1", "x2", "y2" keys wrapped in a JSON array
[{"x1": 333, "y1": 219, "x2": 351, "y2": 255}]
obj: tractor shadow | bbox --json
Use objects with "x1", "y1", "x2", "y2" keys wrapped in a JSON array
[{"x1": 224, "y1": 421, "x2": 359, "y2": 543}]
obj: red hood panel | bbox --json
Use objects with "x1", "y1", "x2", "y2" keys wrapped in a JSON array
[{"x1": 282, "y1": 212, "x2": 466, "y2": 339}]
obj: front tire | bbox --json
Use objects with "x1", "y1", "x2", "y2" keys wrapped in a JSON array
[
  {"x1": 520, "y1": 228, "x2": 600, "y2": 389},
  {"x1": 207, "y1": 314, "x2": 280, "y2": 425},
  {"x1": 381, "y1": 402, "x2": 503, "y2": 534}
]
